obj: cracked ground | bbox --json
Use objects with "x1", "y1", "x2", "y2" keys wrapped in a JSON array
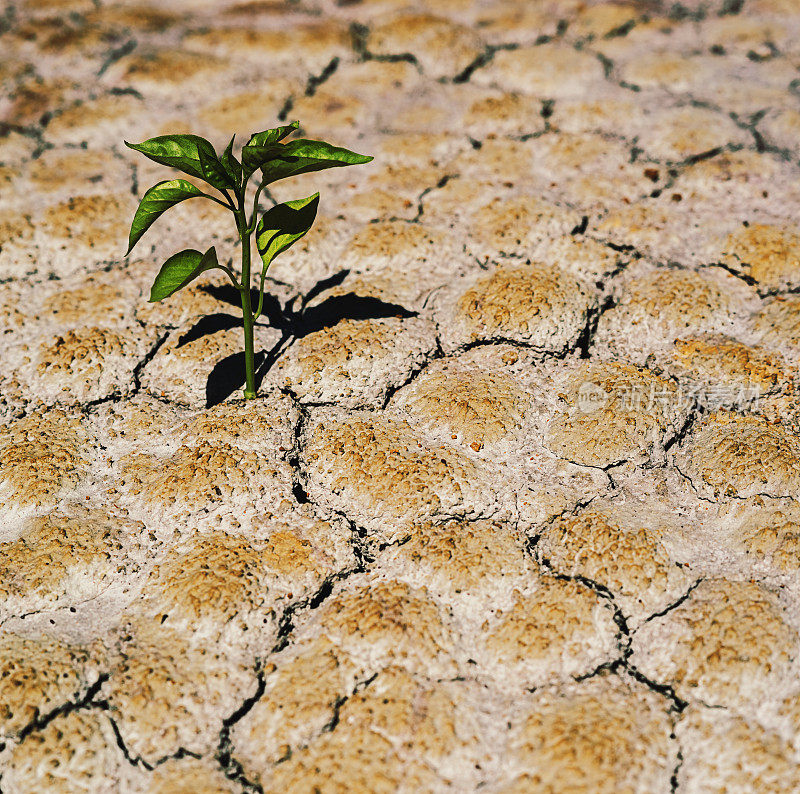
[{"x1": 2, "y1": 0, "x2": 800, "y2": 791}]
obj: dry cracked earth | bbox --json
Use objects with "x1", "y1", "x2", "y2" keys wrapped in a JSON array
[{"x1": 2, "y1": 0, "x2": 800, "y2": 791}]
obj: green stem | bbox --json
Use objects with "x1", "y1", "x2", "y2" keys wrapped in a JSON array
[
  {"x1": 206, "y1": 192, "x2": 236, "y2": 211},
  {"x1": 253, "y1": 267, "x2": 266, "y2": 321},
  {"x1": 222, "y1": 189, "x2": 239, "y2": 212},
  {"x1": 246, "y1": 182, "x2": 266, "y2": 234},
  {"x1": 237, "y1": 210, "x2": 257, "y2": 399},
  {"x1": 219, "y1": 262, "x2": 241, "y2": 290}
]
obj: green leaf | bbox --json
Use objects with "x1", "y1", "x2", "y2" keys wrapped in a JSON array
[
  {"x1": 125, "y1": 134, "x2": 235, "y2": 192},
  {"x1": 256, "y1": 193, "x2": 320, "y2": 273},
  {"x1": 240, "y1": 142, "x2": 286, "y2": 178},
  {"x1": 241, "y1": 122, "x2": 301, "y2": 179},
  {"x1": 127, "y1": 179, "x2": 206, "y2": 254},
  {"x1": 220, "y1": 135, "x2": 242, "y2": 187},
  {"x1": 246, "y1": 121, "x2": 299, "y2": 148},
  {"x1": 258, "y1": 138, "x2": 373, "y2": 185},
  {"x1": 149, "y1": 246, "x2": 222, "y2": 302}
]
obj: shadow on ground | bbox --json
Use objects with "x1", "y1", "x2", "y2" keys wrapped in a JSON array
[{"x1": 194, "y1": 272, "x2": 416, "y2": 406}]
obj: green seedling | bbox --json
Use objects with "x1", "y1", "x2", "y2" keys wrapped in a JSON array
[{"x1": 125, "y1": 121, "x2": 372, "y2": 399}]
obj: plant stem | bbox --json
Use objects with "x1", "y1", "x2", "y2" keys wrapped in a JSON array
[
  {"x1": 237, "y1": 210, "x2": 257, "y2": 399},
  {"x1": 246, "y1": 182, "x2": 266, "y2": 233},
  {"x1": 253, "y1": 268, "x2": 266, "y2": 321},
  {"x1": 220, "y1": 262, "x2": 241, "y2": 290}
]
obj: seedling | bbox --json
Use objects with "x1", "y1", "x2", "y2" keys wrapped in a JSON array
[{"x1": 125, "y1": 121, "x2": 372, "y2": 399}]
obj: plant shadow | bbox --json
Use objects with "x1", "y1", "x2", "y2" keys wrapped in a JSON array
[
  {"x1": 200, "y1": 271, "x2": 417, "y2": 407},
  {"x1": 205, "y1": 350, "x2": 268, "y2": 408},
  {"x1": 177, "y1": 313, "x2": 240, "y2": 347}
]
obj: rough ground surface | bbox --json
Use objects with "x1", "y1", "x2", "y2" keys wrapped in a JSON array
[{"x1": 2, "y1": 0, "x2": 800, "y2": 791}]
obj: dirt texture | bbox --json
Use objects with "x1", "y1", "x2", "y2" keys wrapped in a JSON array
[{"x1": 2, "y1": 0, "x2": 800, "y2": 791}]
